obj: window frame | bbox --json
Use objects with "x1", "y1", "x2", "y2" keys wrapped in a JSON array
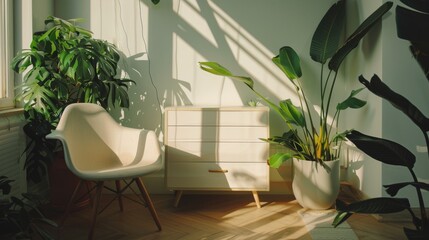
[{"x1": 0, "y1": 0, "x2": 14, "y2": 110}]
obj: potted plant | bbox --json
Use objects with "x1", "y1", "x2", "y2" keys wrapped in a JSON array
[
  {"x1": 333, "y1": 1, "x2": 429, "y2": 239},
  {"x1": 1, "y1": 176, "x2": 57, "y2": 239},
  {"x1": 199, "y1": 0, "x2": 392, "y2": 209},
  {"x1": 11, "y1": 16, "x2": 134, "y2": 209}
]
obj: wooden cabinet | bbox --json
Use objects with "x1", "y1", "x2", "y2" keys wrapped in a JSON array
[{"x1": 164, "y1": 106, "x2": 270, "y2": 207}]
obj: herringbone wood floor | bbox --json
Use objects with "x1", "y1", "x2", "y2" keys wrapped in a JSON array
[{"x1": 43, "y1": 186, "x2": 414, "y2": 240}]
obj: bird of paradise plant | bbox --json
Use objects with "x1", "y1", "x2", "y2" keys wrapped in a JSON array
[{"x1": 199, "y1": 0, "x2": 392, "y2": 169}]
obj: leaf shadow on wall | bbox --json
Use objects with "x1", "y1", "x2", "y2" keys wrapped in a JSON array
[{"x1": 109, "y1": 50, "x2": 192, "y2": 136}]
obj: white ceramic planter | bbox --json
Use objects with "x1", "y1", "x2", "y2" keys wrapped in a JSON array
[{"x1": 292, "y1": 158, "x2": 340, "y2": 210}]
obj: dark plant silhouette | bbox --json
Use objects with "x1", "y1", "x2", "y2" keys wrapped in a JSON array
[
  {"x1": 333, "y1": 1, "x2": 429, "y2": 239},
  {"x1": 0, "y1": 176, "x2": 57, "y2": 239}
]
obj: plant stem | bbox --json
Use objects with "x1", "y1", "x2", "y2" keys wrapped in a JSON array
[
  {"x1": 325, "y1": 71, "x2": 338, "y2": 121},
  {"x1": 329, "y1": 109, "x2": 340, "y2": 158},
  {"x1": 321, "y1": 68, "x2": 333, "y2": 117},
  {"x1": 323, "y1": 71, "x2": 340, "y2": 159},
  {"x1": 409, "y1": 167, "x2": 427, "y2": 230},
  {"x1": 297, "y1": 80, "x2": 317, "y2": 155}
]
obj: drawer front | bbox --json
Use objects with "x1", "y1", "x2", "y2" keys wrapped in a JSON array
[
  {"x1": 166, "y1": 107, "x2": 269, "y2": 126},
  {"x1": 166, "y1": 142, "x2": 268, "y2": 163},
  {"x1": 166, "y1": 162, "x2": 269, "y2": 190},
  {"x1": 167, "y1": 126, "x2": 268, "y2": 142}
]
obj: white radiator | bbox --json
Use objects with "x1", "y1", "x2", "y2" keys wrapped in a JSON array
[{"x1": 0, "y1": 113, "x2": 26, "y2": 197}]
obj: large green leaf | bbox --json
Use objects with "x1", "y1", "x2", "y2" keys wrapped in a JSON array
[
  {"x1": 333, "y1": 198, "x2": 411, "y2": 227},
  {"x1": 336, "y1": 88, "x2": 366, "y2": 110},
  {"x1": 279, "y1": 99, "x2": 305, "y2": 127},
  {"x1": 268, "y1": 152, "x2": 293, "y2": 168},
  {"x1": 263, "y1": 130, "x2": 310, "y2": 159},
  {"x1": 277, "y1": 46, "x2": 302, "y2": 79},
  {"x1": 329, "y1": 2, "x2": 393, "y2": 71},
  {"x1": 310, "y1": 0, "x2": 346, "y2": 64},
  {"x1": 199, "y1": 62, "x2": 254, "y2": 89},
  {"x1": 346, "y1": 130, "x2": 415, "y2": 168},
  {"x1": 359, "y1": 74, "x2": 429, "y2": 132},
  {"x1": 11, "y1": 51, "x2": 43, "y2": 73},
  {"x1": 69, "y1": 48, "x2": 95, "y2": 81}
]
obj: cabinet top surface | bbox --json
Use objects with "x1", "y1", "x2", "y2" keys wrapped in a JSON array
[{"x1": 165, "y1": 106, "x2": 269, "y2": 111}]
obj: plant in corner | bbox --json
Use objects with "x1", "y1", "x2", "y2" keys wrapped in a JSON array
[
  {"x1": 1, "y1": 176, "x2": 57, "y2": 239},
  {"x1": 11, "y1": 16, "x2": 134, "y2": 185},
  {"x1": 332, "y1": 1, "x2": 429, "y2": 239},
  {"x1": 199, "y1": 0, "x2": 392, "y2": 209}
]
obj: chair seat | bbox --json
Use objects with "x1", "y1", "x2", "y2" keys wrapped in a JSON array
[{"x1": 76, "y1": 161, "x2": 163, "y2": 180}]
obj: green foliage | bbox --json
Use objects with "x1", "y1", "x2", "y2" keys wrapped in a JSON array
[
  {"x1": 199, "y1": 1, "x2": 392, "y2": 166},
  {"x1": 11, "y1": 16, "x2": 135, "y2": 182},
  {"x1": 332, "y1": 1, "x2": 429, "y2": 239},
  {"x1": 1, "y1": 176, "x2": 57, "y2": 239}
]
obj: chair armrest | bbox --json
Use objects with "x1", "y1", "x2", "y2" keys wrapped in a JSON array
[{"x1": 46, "y1": 130, "x2": 65, "y2": 140}]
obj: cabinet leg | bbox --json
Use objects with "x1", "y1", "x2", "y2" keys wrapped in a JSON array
[
  {"x1": 174, "y1": 190, "x2": 183, "y2": 207},
  {"x1": 252, "y1": 191, "x2": 261, "y2": 208}
]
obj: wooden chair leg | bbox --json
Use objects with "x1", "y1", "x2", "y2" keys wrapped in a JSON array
[
  {"x1": 252, "y1": 191, "x2": 261, "y2": 208},
  {"x1": 85, "y1": 181, "x2": 94, "y2": 207},
  {"x1": 135, "y1": 177, "x2": 162, "y2": 231},
  {"x1": 88, "y1": 181, "x2": 104, "y2": 240},
  {"x1": 61, "y1": 179, "x2": 84, "y2": 226},
  {"x1": 174, "y1": 190, "x2": 183, "y2": 208},
  {"x1": 115, "y1": 180, "x2": 124, "y2": 212}
]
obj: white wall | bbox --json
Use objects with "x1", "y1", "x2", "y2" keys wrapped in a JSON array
[
  {"x1": 341, "y1": 0, "x2": 384, "y2": 198},
  {"x1": 85, "y1": 0, "x2": 346, "y2": 187},
  {"x1": 51, "y1": 0, "x2": 401, "y2": 197},
  {"x1": 381, "y1": 0, "x2": 429, "y2": 206}
]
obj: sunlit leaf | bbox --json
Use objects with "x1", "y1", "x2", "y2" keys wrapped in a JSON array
[
  {"x1": 279, "y1": 99, "x2": 305, "y2": 126},
  {"x1": 277, "y1": 46, "x2": 302, "y2": 79},
  {"x1": 268, "y1": 152, "x2": 293, "y2": 168}
]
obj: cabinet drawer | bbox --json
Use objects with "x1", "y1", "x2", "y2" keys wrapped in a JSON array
[
  {"x1": 166, "y1": 107, "x2": 268, "y2": 126},
  {"x1": 166, "y1": 162, "x2": 269, "y2": 190},
  {"x1": 166, "y1": 142, "x2": 268, "y2": 163},
  {"x1": 167, "y1": 126, "x2": 268, "y2": 141}
]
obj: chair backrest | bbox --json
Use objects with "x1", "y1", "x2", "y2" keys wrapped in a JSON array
[
  {"x1": 56, "y1": 103, "x2": 124, "y2": 173},
  {"x1": 51, "y1": 103, "x2": 162, "y2": 177}
]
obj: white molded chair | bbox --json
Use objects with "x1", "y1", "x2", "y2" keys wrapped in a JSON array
[{"x1": 46, "y1": 103, "x2": 163, "y2": 239}]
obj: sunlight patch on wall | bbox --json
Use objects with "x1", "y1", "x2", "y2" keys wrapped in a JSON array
[
  {"x1": 208, "y1": 1, "x2": 300, "y2": 104},
  {"x1": 178, "y1": 0, "x2": 218, "y2": 48},
  {"x1": 173, "y1": 32, "x2": 229, "y2": 106}
]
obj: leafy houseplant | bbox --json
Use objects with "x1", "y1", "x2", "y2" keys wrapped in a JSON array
[
  {"x1": 1, "y1": 176, "x2": 57, "y2": 239},
  {"x1": 199, "y1": 1, "x2": 392, "y2": 209},
  {"x1": 199, "y1": 1, "x2": 392, "y2": 168},
  {"x1": 333, "y1": 1, "x2": 429, "y2": 239},
  {"x1": 11, "y1": 16, "x2": 135, "y2": 183}
]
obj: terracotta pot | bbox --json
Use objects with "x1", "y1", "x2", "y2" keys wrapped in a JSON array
[
  {"x1": 292, "y1": 158, "x2": 340, "y2": 210},
  {"x1": 48, "y1": 151, "x2": 91, "y2": 212}
]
